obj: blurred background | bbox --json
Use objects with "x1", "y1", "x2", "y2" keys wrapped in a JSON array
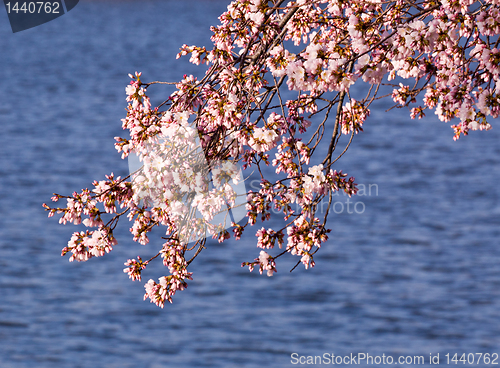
[{"x1": 1, "y1": 1, "x2": 500, "y2": 367}]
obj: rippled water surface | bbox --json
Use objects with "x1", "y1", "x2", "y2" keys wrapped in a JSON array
[{"x1": 1, "y1": 1, "x2": 500, "y2": 367}]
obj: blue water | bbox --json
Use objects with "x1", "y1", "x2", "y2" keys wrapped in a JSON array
[{"x1": 1, "y1": 1, "x2": 500, "y2": 367}]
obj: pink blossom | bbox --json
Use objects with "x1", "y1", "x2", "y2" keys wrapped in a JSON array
[{"x1": 46, "y1": 0, "x2": 499, "y2": 306}]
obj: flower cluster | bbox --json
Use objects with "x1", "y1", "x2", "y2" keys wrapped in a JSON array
[
  {"x1": 242, "y1": 250, "x2": 277, "y2": 276},
  {"x1": 143, "y1": 274, "x2": 192, "y2": 308},
  {"x1": 123, "y1": 256, "x2": 148, "y2": 281},
  {"x1": 141, "y1": 240, "x2": 193, "y2": 307},
  {"x1": 62, "y1": 229, "x2": 117, "y2": 262}
]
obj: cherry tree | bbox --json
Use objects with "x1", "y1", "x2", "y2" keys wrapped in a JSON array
[{"x1": 44, "y1": 0, "x2": 499, "y2": 307}]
